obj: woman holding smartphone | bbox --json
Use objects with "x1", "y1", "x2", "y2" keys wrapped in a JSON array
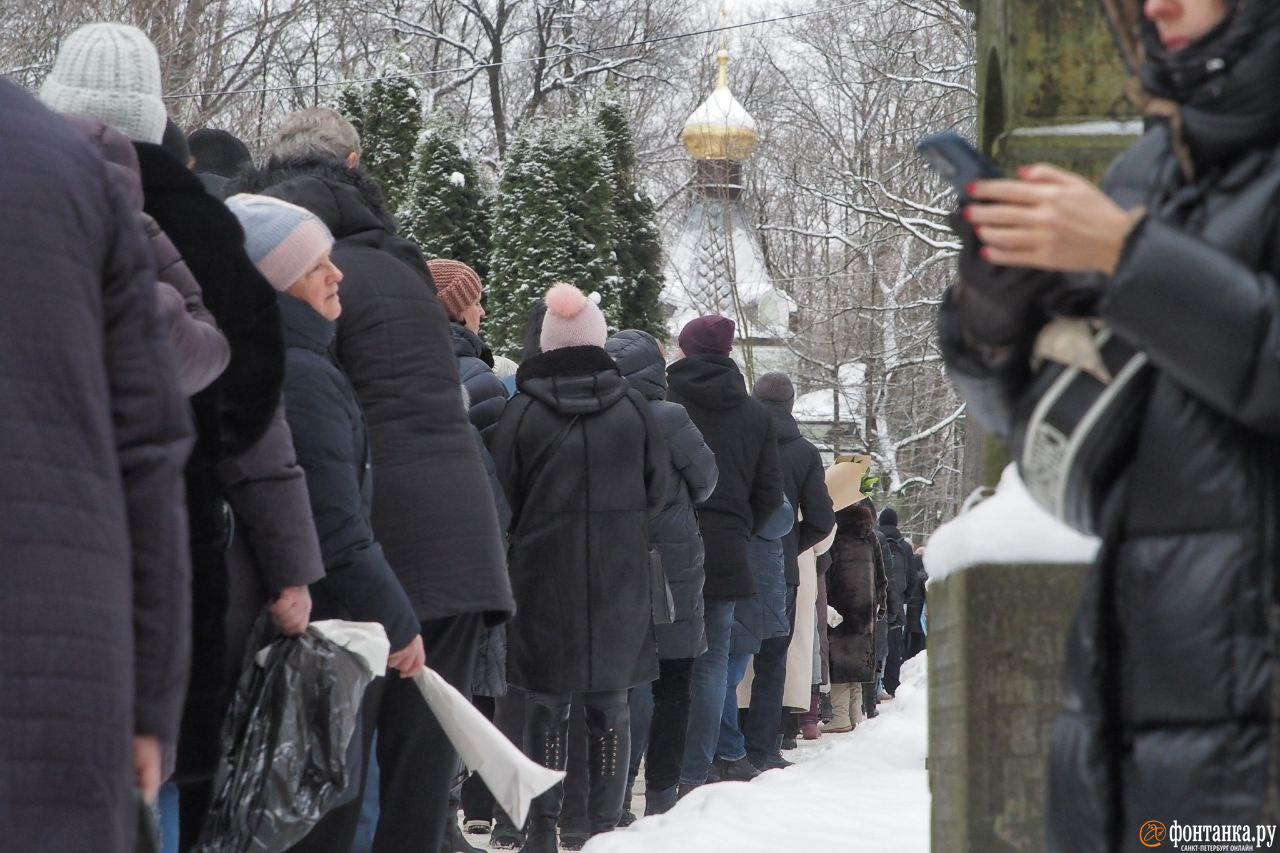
[{"x1": 941, "y1": 1, "x2": 1280, "y2": 850}]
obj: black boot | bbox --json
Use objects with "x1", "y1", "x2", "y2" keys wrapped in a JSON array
[
  {"x1": 585, "y1": 700, "x2": 631, "y2": 837},
  {"x1": 617, "y1": 779, "x2": 637, "y2": 827},
  {"x1": 520, "y1": 700, "x2": 568, "y2": 853},
  {"x1": 440, "y1": 817, "x2": 484, "y2": 853}
]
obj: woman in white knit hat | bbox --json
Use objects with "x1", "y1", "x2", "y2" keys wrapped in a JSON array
[
  {"x1": 42, "y1": 29, "x2": 335, "y2": 849},
  {"x1": 40, "y1": 23, "x2": 168, "y2": 145}
]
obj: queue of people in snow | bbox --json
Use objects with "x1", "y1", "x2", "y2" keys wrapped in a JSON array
[{"x1": 0, "y1": 21, "x2": 927, "y2": 853}]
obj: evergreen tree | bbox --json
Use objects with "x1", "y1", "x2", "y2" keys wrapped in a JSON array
[
  {"x1": 337, "y1": 87, "x2": 365, "y2": 137},
  {"x1": 399, "y1": 127, "x2": 491, "y2": 279},
  {"x1": 487, "y1": 118, "x2": 620, "y2": 358},
  {"x1": 338, "y1": 57, "x2": 422, "y2": 211},
  {"x1": 595, "y1": 96, "x2": 667, "y2": 339}
]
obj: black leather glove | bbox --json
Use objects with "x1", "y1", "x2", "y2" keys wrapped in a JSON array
[{"x1": 949, "y1": 210, "x2": 1062, "y2": 348}]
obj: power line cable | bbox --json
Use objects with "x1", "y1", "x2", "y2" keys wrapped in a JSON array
[{"x1": 152, "y1": 0, "x2": 861, "y2": 101}]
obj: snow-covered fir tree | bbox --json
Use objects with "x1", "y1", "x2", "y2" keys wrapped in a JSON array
[
  {"x1": 399, "y1": 126, "x2": 491, "y2": 279},
  {"x1": 339, "y1": 58, "x2": 422, "y2": 211},
  {"x1": 595, "y1": 96, "x2": 666, "y2": 339},
  {"x1": 487, "y1": 118, "x2": 621, "y2": 358}
]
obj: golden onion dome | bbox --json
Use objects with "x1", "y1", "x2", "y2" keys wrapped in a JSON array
[{"x1": 681, "y1": 49, "x2": 759, "y2": 162}]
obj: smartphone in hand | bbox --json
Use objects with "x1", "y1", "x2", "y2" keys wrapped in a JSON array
[{"x1": 917, "y1": 131, "x2": 1003, "y2": 199}]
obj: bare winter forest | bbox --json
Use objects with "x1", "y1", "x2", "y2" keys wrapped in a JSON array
[{"x1": 1, "y1": 0, "x2": 976, "y2": 535}]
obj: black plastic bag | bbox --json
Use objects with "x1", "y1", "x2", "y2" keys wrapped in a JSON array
[{"x1": 194, "y1": 624, "x2": 375, "y2": 852}]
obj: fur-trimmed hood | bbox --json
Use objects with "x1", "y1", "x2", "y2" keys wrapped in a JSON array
[
  {"x1": 232, "y1": 153, "x2": 398, "y2": 237},
  {"x1": 516, "y1": 345, "x2": 629, "y2": 415}
]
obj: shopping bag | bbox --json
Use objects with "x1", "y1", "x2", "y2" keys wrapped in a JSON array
[
  {"x1": 412, "y1": 668, "x2": 563, "y2": 827},
  {"x1": 194, "y1": 620, "x2": 389, "y2": 853}
]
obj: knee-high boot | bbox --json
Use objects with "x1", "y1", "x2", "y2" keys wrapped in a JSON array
[
  {"x1": 520, "y1": 701, "x2": 568, "y2": 853},
  {"x1": 584, "y1": 701, "x2": 631, "y2": 837}
]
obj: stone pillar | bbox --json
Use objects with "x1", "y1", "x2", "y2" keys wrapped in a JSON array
[
  {"x1": 958, "y1": 0, "x2": 1139, "y2": 497},
  {"x1": 933, "y1": 4, "x2": 1135, "y2": 850},
  {"x1": 929, "y1": 564, "x2": 1088, "y2": 851}
]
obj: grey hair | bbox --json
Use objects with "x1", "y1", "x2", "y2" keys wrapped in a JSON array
[{"x1": 269, "y1": 107, "x2": 362, "y2": 162}]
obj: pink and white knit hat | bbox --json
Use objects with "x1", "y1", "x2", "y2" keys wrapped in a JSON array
[
  {"x1": 539, "y1": 283, "x2": 608, "y2": 351},
  {"x1": 224, "y1": 193, "x2": 334, "y2": 291}
]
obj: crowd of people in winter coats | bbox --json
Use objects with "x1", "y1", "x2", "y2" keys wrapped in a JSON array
[{"x1": 0, "y1": 20, "x2": 928, "y2": 853}]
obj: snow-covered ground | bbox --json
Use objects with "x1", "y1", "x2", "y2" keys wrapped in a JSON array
[{"x1": 464, "y1": 654, "x2": 930, "y2": 852}]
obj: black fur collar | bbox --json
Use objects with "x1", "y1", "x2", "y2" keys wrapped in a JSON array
[
  {"x1": 232, "y1": 154, "x2": 397, "y2": 232},
  {"x1": 517, "y1": 345, "x2": 618, "y2": 383}
]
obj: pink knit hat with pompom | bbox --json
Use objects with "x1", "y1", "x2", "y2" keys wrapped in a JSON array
[{"x1": 539, "y1": 283, "x2": 608, "y2": 351}]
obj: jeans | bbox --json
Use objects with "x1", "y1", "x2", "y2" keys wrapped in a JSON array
[
  {"x1": 744, "y1": 586, "x2": 796, "y2": 763},
  {"x1": 158, "y1": 781, "x2": 179, "y2": 853},
  {"x1": 715, "y1": 653, "x2": 753, "y2": 761},
  {"x1": 680, "y1": 599, "x2": 735, "y2": 785},
  {"x1": 351, "y1": 733, "x2": 379, "y2": 853},
  {"x1": 629, "y1": 657, "x2": 695, "y2": 792}
]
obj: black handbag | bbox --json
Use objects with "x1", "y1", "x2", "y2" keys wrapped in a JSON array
[
  {"x1": 649, "y1": 550, "x2": 675, "y2": 625},
  {"x1": 1014, "y1": 317, "x2": 1152, "y2": 536}
]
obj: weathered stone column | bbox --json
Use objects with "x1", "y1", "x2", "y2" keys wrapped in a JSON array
[
  {"x1": 928, "y1": 468, "x2": 1101, "y2": 852},
  {"x1": 934, "y1": 4, "x2": 1141, "y2": 850}
]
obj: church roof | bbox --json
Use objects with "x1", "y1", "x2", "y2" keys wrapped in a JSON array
[{"x1": 681, "y1": 49, "x2": 759, "y2": 162}]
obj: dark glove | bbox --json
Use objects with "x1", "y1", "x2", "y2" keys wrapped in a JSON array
[{"x1": 949, "y1": 210, "x2": 1062, "y2": 348}]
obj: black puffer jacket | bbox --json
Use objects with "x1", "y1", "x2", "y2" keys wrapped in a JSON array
[
  {"x1": 666, "y1": 354, "x2": 783, "y2": 599},
  {"x1": 758, "y1": 399, "x2": 836, "y2": 586},
  {"x1": 275, "y1": 294, "x2": 419, "y2": 650},
  {"x1": 453, "y1": 321, "x2": 508, "y2": 434},
  {"x1": 489, "y1": 345, "x2": 668, "y2": 694},
  {"x1": 239, "y1": 156, "x2": 515, "y2": 625},
  {"x1": 605, "y1": 330, "x2": 719, "y2": 660},
  {"x1": 825, "y1": 504, "x2": 886, "y2": 684},
  {"x1": 940, "y1": 4, "x2": 1280, "y2": 848}
]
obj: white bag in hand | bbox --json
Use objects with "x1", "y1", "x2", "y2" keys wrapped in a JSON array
[
  {"x1": 413, "y1": 669, "x2": 563, "y2": 827},
  {"x1": 827, "y1": 606, "x2": 844, "y2": 629}
]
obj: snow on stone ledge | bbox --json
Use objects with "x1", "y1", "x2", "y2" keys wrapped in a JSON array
[{"x1": 925, "y1": 465, "x2": 1099, "y2": 583}]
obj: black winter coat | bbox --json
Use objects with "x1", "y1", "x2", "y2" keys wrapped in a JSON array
[
  {"x1": 136, "y1": 142, "x2": 284, "y2": 466},
  {"x1": 876, "y1": 523, "x2": 911, "y2": 628},
  {"x1": 606, "y1": 330, "x2": 719, "y2": 660},
  {"x1": 135, "y1": 141, "x2": 295, "y2": 781},
  {"x1": 489, "y1": 346, "x2": 668, "y2": 693},
  {"x1": 826, "y1": 505, "x2": 886, "y2": 684},
  {"x1": 940, "y1": 7, "x2": 1280, "y2": 846},
  {"x1": 276, "y1": 294, "x2": 420, "y2": 650},
  {"x1": 453, "y1": 321, "x2": 508, "y2": 434},
  {"x1": 0, "y1": 82, "x2": 193, "y2": 853},
  {"x1": 240, "y1": 156, "x2": 515, "y2": 624},
  {"x1": 473, "y1": 433, "x2": 513, "y2": 698},
  {"x1": 666, "y1": 354, "x2": 784, "y2": 599},
  {"x1": 759, "y1": 400, "x2": 835, "y2": 586},
  {"x1": 904, "y1": 550, "x2": 927, "y2": 636}
]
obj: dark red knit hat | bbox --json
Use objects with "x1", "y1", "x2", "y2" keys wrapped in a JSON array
[
  {"x1": 428, "y1": 258, "x2": 483, "y2": 320},
  {"x1": 678, "y1": 314, "x2": 736, "y2": 356}
]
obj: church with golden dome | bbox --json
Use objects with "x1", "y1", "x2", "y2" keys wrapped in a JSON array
[{"x1": 662, "y1": 39, "x2": 796, "y2": 385}]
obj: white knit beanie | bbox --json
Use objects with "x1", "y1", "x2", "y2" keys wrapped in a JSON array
[
  {"x1": 40, "y1": 23, "x2": 167, "y2": 145},
  {"x1": 224, "y1": 194, "x2": 335, "y2": 291}
]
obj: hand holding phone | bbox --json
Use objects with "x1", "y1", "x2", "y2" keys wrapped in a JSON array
[{"x1": 917, "y1": 131, "x2": 1003, "y2": 199}]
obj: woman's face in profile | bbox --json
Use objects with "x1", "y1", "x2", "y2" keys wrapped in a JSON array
[{"x1": 1143, "y1": 0, "x2": 1230, "y2": 53}]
